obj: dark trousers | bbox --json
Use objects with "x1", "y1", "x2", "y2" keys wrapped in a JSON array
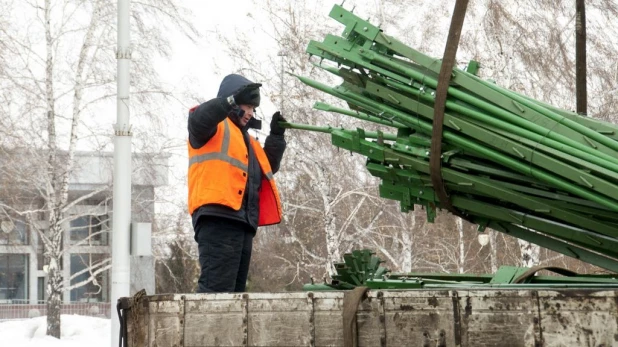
[{"x1": 195, "y1": 216, "x2": 255, "y2": 293}]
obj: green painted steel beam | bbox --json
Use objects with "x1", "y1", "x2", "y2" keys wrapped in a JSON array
[
  {"x1": 313, "y1": 102, "x2": 406, "y2": 128},
  {"x1": 304, "y1": 249, "x2": 618, "y2": 290},
  {"x1": 362, "y1": 80, "x2": 618, "y2": 194},
  {"x1": 487, "y1": 221, "x2": 618, "y2": 274},
  {"x1": 294, "y1": 4, "x2": 618, "y2": 277},
  {"x1": 309, "y1": 34, "x2": 618, "y2": 163},
  {"x1": 379, "y1": 181, "x2": 618, "y2": 258},
  {"x1": 373, "y1": 77, "x2": 618, "y2": 176},
  {"x1": 287, "y1": 122, "x2": 618, "y2": 269},
  {"x1": 364, "y1": 280, "x2": 618, "y2": 289},
  {"x1": 365, "y1": 161, "x2": 617, "y2": 237},
  {"x1": 296, "y1": 74, "x2": 618, "y2": 211},
  {"x1": 490, "y1": 266, "x2": 530, "y2": 284},
  {"x1": 326, "y1": 5, "x2": 618, "y2": 154}
]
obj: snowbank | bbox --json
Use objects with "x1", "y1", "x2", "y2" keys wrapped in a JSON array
[{"x1": 0, "y1": 315, "x2": 110, "y2": 347}]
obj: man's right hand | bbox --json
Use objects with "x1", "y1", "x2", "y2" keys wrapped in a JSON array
[
  {"x1": 270, "y1": 111, "x2": 287, "y2": 135},
  {"x1": 229, "y1": 83, "x2": 262, "y2": 107}
]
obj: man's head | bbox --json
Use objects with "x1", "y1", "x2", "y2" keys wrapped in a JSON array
[
  {"x1": 217, "y1": 74, "x2": 262, "y2": 128},
  {"x1": 236, "y1": 104, "x2": 255, "y2": 127}
]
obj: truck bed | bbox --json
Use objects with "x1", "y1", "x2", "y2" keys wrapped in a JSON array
[{"x1": 123, "y1": 288, "x2": 618, "y2": 346}]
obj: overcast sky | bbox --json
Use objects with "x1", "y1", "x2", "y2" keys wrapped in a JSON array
[{"x1": 157, "y1": 0, "x2": 267, "y2": 103}]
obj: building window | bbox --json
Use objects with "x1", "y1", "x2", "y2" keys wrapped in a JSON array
[
  {"x1": 70, "y1": 253, "x2": 109, "y2": 302},
  {"x1": 37, "y1": 247, "x2": 44, "y2": 271},
  {"x1": 69, "y1": 215, "x2": 108, "y2": 246},
  {"x1": 37, "y1": 277, "x2": 46, "y2": 302},
  {"x1": 0, "y1": 220, "x2": 28, "y2": 245},
  {"x1": 0, "y1": 254, "x2": 28, "y2": 301}
]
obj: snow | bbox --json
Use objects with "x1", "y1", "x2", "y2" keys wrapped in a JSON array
[{"x1": 0, "y1": 315, "x2": 110, "y2": 347}]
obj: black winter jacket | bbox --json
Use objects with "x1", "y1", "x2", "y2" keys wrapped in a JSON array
[{"x1": 188, "y1": 76, "x2": 286, "y2": 233}]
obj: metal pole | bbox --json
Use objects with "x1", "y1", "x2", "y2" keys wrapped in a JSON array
[
  {"x1": 576, "y1": 0, "x2": 587, "y2": 115},
  {"x1": 112, "y1": 0, "x2": 132, "y2": 345},
  {"x1": 277, "y1": 50, "x2": 286, "y2": 113}
]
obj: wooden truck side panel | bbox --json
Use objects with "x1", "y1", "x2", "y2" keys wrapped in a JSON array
[{"x1": 125, "y1": 289, "x2": 618, "y2": 347}]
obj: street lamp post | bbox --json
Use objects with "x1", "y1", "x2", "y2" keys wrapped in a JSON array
[
  {"x1": 277, "y1": 50, "x2": 287, "y2": 113},
  {"x1": 112, "y1": 0, "x2": 132, "y2": 345}
]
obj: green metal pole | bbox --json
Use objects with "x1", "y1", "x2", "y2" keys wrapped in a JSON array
[
  {"x1": 280, "y1": 122, "x2": 398, "y2": 141},
  {"x1": 361, "y1": 51, "x2": 618, "y2": 162},
  {"x1": 313, "y1": 102, "x2": 406, "y2": 128},
  {"x1": 370, "y1": 78, "x2": 618, "y2": 175},
  {"x1": 294, "y1": 74, "x2": 618, "y2": 211}
]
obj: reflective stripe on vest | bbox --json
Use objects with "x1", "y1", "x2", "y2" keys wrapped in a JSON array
[
  {"x1": 188, "y1": 119, "x2": 247, "y2": 171},
  {"x1": 188, "y1": 119, "x2": 282, "y2": 226}
]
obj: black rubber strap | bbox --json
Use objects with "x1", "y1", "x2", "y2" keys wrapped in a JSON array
[
  {"x1": 117, "y1": 299, "x2": 128, "y2": 347},
  {"x1": 513, "y1": 266, "x2": 579, "y2": 284},
  {"x1": 116, "y1": 290, "x2": 146, "y2": 347},
  {"x1": 343, "y1": 286, "x2": 370, "y2": 347},
  {"x1": 575, "y1": 0, "x2": 587, "y2": 115},
  {"x1": 430, "y1": 0, "x2": 469, "y2": 216}
]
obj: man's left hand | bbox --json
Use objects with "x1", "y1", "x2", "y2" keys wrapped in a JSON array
[{"x1": 270, "y1": 111, "x2": 287, "y2": 135}]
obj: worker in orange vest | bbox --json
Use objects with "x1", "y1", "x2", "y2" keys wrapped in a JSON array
[{"x1": 188, "y1": 74, "x2": 286, "y2": 293}]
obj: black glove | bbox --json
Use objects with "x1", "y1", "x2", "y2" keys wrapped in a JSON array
[
  {"x1": 228, "y1": 83, "x2": 262, "y2": 107},
  {"x1": 270, "y1": 111, "x2": 287, "y2": 135}
]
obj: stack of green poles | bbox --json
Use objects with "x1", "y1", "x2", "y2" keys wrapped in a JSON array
[{"x1": 282, "y1": 5, "x2": 618, "y2": 272}]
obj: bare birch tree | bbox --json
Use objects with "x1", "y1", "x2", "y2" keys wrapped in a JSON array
[
  {"x1": 0, "y1": 0, "x2": 196, "y2": 337},
  {"x1": 154, "y1": 210, "x2": 199, "y2": 293}
]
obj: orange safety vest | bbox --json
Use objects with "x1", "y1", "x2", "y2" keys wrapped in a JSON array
[{"x1": 188, "y1": 118, "x2": 282, "y2": 226}]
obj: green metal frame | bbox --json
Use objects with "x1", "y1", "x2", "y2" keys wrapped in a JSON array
[
  {"x1": 303, "y1": 250, "x2": 618, "y2": 290},
  {"x1": 291, "y1": 5, "x2": 618, "y2": 286}
]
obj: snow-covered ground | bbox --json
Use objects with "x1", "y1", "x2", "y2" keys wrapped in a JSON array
[{"x1": 0, "y1": 315, "x2": 110, "y2": 347}]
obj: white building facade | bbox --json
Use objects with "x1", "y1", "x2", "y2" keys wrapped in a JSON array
[{"x1": 0, "y1": 151, "x2": 168, "y2": 304}]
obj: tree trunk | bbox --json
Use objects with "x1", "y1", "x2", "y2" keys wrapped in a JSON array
[
  {"x1": 518, "y1": 239, "x2": 540, "y2": 268},
  {"x1": 489, "y1": 229, "x2": 498, "y2": 273},
  {"x1": 45, "y1": 214, "x2": 64, "y2": 338},
  {"x1": 46, "y1": 265, "x2": 62, "y2": 338},
  {"x1": 302, "y1": 160, "x2": 342, "y2": 276},
  {"x1": 324, "y1": 212, "x2": 340, "y2": 275},
  {"x1": 400, "y1": 212, "x2": 415, "y2": 273},
  {"x1": 457, "y1": 217, "x2": 465, "y2": 273},
  {"x1": 43, "y1": 0, "x2": 62, "y2": 337}
]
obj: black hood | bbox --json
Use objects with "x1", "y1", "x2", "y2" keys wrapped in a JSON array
[
  {"x1": 217, "y1": 74, "x2": 259, "y2": 106},
  {"x1": 217, "y1": 74, "x2": 262, "y2": 130}
]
